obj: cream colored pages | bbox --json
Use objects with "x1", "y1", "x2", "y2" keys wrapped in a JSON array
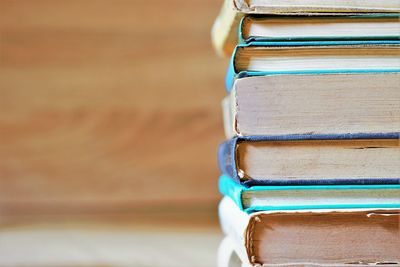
[
  {"x1": 244, "y1": 17, "x2": 400, "y2": 39},
  {"x1": 230, "y1": 73, "x2": 400, "y2": 136},
  {"x1": 241, "y1": 0, "x2": 400, "y2": 12},
  {"x1": 235, "y1": 46, "x2": 400, "y2": 72},
  {"x1": 250, "y1": 209, "x2": 400, "y2": 265},
  {"x1": 243, "y1": 188, "x2": 400, "y2": 209},
  {"x1": 238, "y1": 139, "x2": 400, "y2": 180}
]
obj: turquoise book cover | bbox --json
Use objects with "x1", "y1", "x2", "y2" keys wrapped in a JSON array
[
  {"x1": 219, "y1": 175, "x2": 400, "y2": 213},
  {"x1": 225, "y1": 40, "x2": 400, "y2": 91}
]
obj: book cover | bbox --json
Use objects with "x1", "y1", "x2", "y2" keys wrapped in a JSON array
[
  {"x1": 224, "y1": 40, "x2": 400, "y2": 90},
  {"x1": 223, "y1": 72, "x2": 400, "y2": 137},
  {"x1": 219, "y1": 175, "x2": 400, "y2": 212},
  {"x1": 218, "y1": 132, "x2": 400, "y2": 186}
]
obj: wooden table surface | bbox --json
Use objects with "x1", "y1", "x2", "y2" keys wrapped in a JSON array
[
  {"x1": 0, "y1": 223, "x2": 222, "y2": 267},
  {"x1": 0, "y1": 0, "x2": 227, "y2": 219}
]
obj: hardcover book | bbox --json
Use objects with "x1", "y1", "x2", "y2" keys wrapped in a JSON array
[
  {"x1": 225, "y1": 40, "x2": 400, "y2": 89},
  {"x1": 239, "y1": 15, "x2": 400, "y2": 43},
  {"x1": 212, "y1": 0, "x2": 400, "y2": 56},
  {"x1": 219, "y1": 175, "x2": 400, "y2": 212},
  {"x1": 218, "y1": 133, "x2": 400, "y2": 186},
  {"x1": 219, "y1": 196, "x2": 400, "y2": 266},
  {"x1": 222, "y1": 72, "x2": 400, "y2": 137}
]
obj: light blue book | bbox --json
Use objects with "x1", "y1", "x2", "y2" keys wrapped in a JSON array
[
  {"x1": 219, "y1": 174, "x2": 400, "y2": 213},
  {"x1": 225, "y1": 40, "x2": 400, "y2": 90}
]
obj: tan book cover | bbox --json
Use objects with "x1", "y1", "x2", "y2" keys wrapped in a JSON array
[
  {"x1": 223, "y1": 72, "x2": 400, "y2": 137},
  {"x1": 211, "y1": 0, "x2": 400, "y2": 56}
]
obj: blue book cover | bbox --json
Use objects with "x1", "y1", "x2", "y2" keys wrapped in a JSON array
[
  {"x1": 218, "y1": 132, "x2": 400, "y2": 186},
  {"x1": 225, "y1": 40, "x2": 400, "y2": 91},
  {"x1": 219, "y1": 175, "x2": 400, "y2": 213}
]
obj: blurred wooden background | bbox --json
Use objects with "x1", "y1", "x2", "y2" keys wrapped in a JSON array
[{"x1": 0, "y1": 0, "x2": 227, "y2": 222}]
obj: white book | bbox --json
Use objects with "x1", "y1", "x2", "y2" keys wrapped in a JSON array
[{"x1": 218, "y1": 236, "x2": 251, "y2": 267}]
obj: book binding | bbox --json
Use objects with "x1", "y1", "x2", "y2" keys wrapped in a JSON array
[{"x1": 218, "y1": 132, "x2": 400, "y2": 186}]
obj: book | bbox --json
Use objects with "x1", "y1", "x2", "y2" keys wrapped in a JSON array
[
  {"x1": 211, "y1": 0, "x2": 400, "y2": 56},
  {"x1": 219, "y1": 174, "x2": 400, "y2": 212},
  {"x1": 239, "y1": 15, "x2": 400, "y2": 43},
  {"x1": 218, "y1": 133, "x2": 400, "y2": 186},
  {"x1": 216, "y1": 236, "x2": 397, "y2": 267},
  {"x1": 222, "y1": 72, "x2": 400, "y2": 137},
  {"x1": 219, "y1": 196, "x2": 400, "y2": 266},
  {"x1": 225, "y1": 41, "x2": 400, "y2": 89}
]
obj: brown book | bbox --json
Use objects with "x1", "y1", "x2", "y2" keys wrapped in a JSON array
[
  {"x1": 223, "y1": 73, "x2": 400, "y2": 138},
  {"x1": 219, "y1": 197, "x2": 400, "y2": 266}
]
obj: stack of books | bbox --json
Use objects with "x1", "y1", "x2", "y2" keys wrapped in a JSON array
[{"x1": 212, "y1": 0, "x2": 400, "y2": 266}]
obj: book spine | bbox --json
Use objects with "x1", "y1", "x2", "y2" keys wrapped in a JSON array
[
  {"x1": 219, "y1": 175, "x2": 245, "y2": 210},
  {"x1": 218, "y1": 197, "x2": 250, "y2": 253},
  {"x1": 218, "y1": 138, "x2": 240, "y2": 183},
  {"x1": 221, "y1": 95, "x2": 236, "y2": 138},
  {"x1": 218, "y1": 237, "x2": 252, "y2": 267},
  {"x1": 237, "y1": 16, "x2": 248, "y2": 44},
  {"x1": 225, "y1": 51, "x2": 237, "y2": 92}
]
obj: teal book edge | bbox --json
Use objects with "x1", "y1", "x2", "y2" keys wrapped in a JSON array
[
  {"x1": 224, "y1": 40, "x2": 400, "y2": 91},
  {"x1": 237, "y1": 14, "x2": 400, "y2": 44},
  {"x1": 219, "y1": 175, "x2": 400, "y2": 213}
]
